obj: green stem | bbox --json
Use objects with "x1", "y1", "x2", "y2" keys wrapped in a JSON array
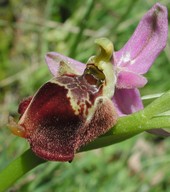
[
  {"x1": 69, "y1": 0, "x2": 95, "y2": 58},
  {"x1": 0, "y1": 149, "x2": 45, "y2": 192},
  {"x1": 80, "y1": 115, "x2": 170, "y2": 152}
]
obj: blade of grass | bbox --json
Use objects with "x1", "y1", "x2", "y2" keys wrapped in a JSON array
[{"x1": 69, "y1": 0, "x2": 95, "y2": 58}]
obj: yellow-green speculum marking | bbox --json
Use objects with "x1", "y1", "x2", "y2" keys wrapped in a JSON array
[{"x1": 87, "y1": 38, "x2": 116, "y2": 98}]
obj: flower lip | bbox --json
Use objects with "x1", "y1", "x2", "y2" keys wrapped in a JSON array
[{"x1": 13, "y1": 65, "x2": 118, "y2": 161}]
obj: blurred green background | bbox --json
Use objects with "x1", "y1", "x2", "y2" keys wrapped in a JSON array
[{"x1": 0, "y1": 0, "x2": 170, "y2": 191}]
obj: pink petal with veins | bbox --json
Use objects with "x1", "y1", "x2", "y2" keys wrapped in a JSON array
[{"x1": 114, "y1": 3, "x2": 168, "y2": 74}]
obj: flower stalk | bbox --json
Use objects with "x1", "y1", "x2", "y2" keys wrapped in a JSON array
[{"x1": 0, "y1": 150, "x2": 45, "y2": 192}]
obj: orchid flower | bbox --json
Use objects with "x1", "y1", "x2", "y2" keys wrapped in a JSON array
[
  {"x1": 46, "y1": 3, "x2": 168, "y2": 131},
  {"x1": 8, "y1": 3, "x2": 168, "y2": 162}
]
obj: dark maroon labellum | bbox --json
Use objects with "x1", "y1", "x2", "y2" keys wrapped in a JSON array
[{"x1": 9, "y1": 64, "x2": 117, "y2": 162}]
